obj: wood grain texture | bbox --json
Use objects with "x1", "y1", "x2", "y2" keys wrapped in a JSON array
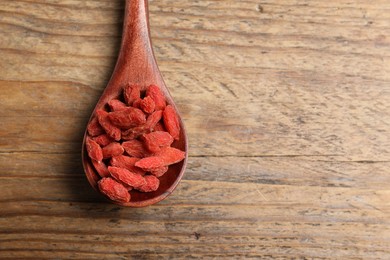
[{"x1": 0, "y1": 0, "x2": 389, "y2": 259}]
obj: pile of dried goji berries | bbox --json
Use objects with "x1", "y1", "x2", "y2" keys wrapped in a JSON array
[{"x1": 85, "y1": 84, "x2": 185, "y2": 203}]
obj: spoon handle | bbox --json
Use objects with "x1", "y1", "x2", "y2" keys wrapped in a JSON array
[{"x1": 110, "y1": 0, "x2": 161, "y2": 88}]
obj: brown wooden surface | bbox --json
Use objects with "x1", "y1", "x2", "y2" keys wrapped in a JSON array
[{"x1": 0, "y1": 0, "x2": 389, "y2": 259}]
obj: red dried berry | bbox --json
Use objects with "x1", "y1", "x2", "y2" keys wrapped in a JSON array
[
  {"x1": 150, "y1": 166, "x2": 168, "y2": 177},
  {"x1": 155, "y1": 147, "x2": 185, "y2": 166},
  {"x1": 137, "y1": 175, "x2": 160, "y2": 192},
  {"x1": 132, "y1": 98, "x2": 142, "y2": 109},
  {"x1": 86, "y1": 137, "x2": 103, "y2": 162},
  {"x1": 108, "y1": 99, "x2": 128, "y2": 112},
  {"x1": 98, "y1": 177, "x2": 130, "y2": 203},
  {"x1": 102, "y1": 142, "x2": 124, "y2": 159},
  {"x1": 92, "y1": 134, "x2": 114, "y2": 147},
  {"x1": 108, "y1": 166, "x2": 146, "y2": 188},
  {"x1": 154, "y1": 122, "x2": 166, "y2": 132},
  {"x1": 142, "y1": 131, "x2": 174, "y2": 153},
  {"x1": 92, "y1": 159, "x2": 110, "y2": 178},
  {"x1": 124, "y1": 84, "x2": 141, "y2": 106},
  {"x1": 140, "y1": 96, "x2": 156, "y2": 114},
  {"x1": 145, "y1": 110, "x2": 163, "y2": 130},
  {"x1": 108, "y1": 107, "x2": 146, "y2": 129},
  {"x1": 85, "y1": 160, "x2": 100, "y2": 183},
  {"x1": 96, "y1": 109, "x2": 121, "y2": 141},
  {"x1": 163, "y1": 105, "x2": 180, "y2": 140},
  {"x1": 121, "y1": 125, "x2": 147, "y2": 140},
  {"x1": 122, "y1": 110, "x2": 163, "y2": 140},
  {"x1": 123, "y1": 183, "x2": 133, "y2": 191},
  {"x1": 87, "y1": 117, "x2": 104, "y2": 137},
  {"x1": 135, "y1": 156, "x2": 165, "y2": 171},
  {"x1": 110, "y1": 155, "x2": 146, "y2": 176},
  {"x1": 146, "y1": 85, "x2": 166, "y2": 111},
  {"x1": 122, "y1": 140, "x2": 150, "y2": 158}
]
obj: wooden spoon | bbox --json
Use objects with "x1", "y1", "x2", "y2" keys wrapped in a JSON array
[{"x1": 81, "y1": 0, "x2": 188, "y2": 207}]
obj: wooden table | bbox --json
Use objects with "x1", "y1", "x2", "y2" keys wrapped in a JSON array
[{"x1": 1, "y1": 0, "x2": 389, "y2": 258}]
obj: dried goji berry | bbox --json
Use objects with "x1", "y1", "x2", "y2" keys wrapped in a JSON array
[
  {"x1": 163, "y1": 105, "x2": 180, "y2": 140},
  {"x1": 135, "y1": 156, "x2": 165, "y2": 171},
  {"x1": 124, "y1": 84, "x2": 141, "y2": 106},
  {"x1": 122, "y1": 183, "x2": 133, "y2": 191},
  {"x1": 108, "y1": 166, "x2": 146, "y2": 188},
  {"x1": 150, "y1": 166, "x2": 168, "y2": 177},
  {"x1": 121, "y1": 126, "x2": 145, "y2": 140},
  {"x1": 87, "y1": 117, "x2": 104, "y2": 137},
  {"x1": 122, "y1": 110, "x2": 163, "y2": 140},
  {"x1": 92, "y1": 134, "x2": 114, "y2": 147},
  {"x1": 132, "y1": 98, "x2": 142, "y2": 109},
  {"x1": 155, "y1": 147, "x2": 185, "y2": 166},
  {"x1": 154, "y1": 122, "x2": 166, "y2": 132},
  {"x1": 110, "y1": 155, "x2": 146, "y2": 176},
  {"x1": 96, "y1": 109, "x2": 121, "y2": 141},
  {"x1": 140, "y1": 96, "x2": 155, "y2": 114},
  {"x1": 108, "y1": 107, "x2": 146, "y2": 129},
  {"x1": 122, "y1": 139, "x2": 150, "y2": 158},
  {"x1": 146, "y1": 85, "x2": 166, "y2": 111},
  {"x1": 98, "y1": 177, "x2": 130, "y2": 203},
  {"x1": 86, "y1": 137, "x2": 103, "y2": 162},
  {"x1": 108, "y1": 99, "x2": 128, "y2": 112},
  {"x1": 92, "y1": 159, "x2": 110, "y2": 178},
  {"x1": 102, "y1": 142, "x2": 124, "y2": 159},
  {"x1": 145, "y1": 110, "x2": 163, "y2": 130},
  {"x1": 137, "y1": 175, "x2": 160, "y2": 192},
  {"x1": 141, "y1": 131, "x2": 174, "y2": 153},
  {"x1": 85, "y1": 160, "x2": 100, "y2": 183}
]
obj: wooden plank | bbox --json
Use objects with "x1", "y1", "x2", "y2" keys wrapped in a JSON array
[
  {"x1": 1, "y1": 153, "x2": 390, "y2": 189},
  {"x1": 1, "y1": 231, "x2": 388, "y2": 252},
  {"x1": 0, "y1": 212, "x2": 388, "y2": 258},
  {"x1": 0, "y1": 0, "x2": 389, "y2": 84},
  {"x1": 1, "y1": 177, "x2": 389, "y2": 215}
]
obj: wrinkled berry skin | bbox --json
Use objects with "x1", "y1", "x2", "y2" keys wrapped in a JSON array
[{"x1": 98, "y1": 177, "x2": 130, "y2": 203}]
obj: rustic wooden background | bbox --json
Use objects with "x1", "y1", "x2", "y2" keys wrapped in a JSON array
[{"x1": 1, "y1": 0, "x2": 389, "y2": 259}]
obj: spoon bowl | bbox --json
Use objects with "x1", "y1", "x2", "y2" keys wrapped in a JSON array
[{"x1": 81, "y1": 0, "x2": 188, "y2": 207}]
